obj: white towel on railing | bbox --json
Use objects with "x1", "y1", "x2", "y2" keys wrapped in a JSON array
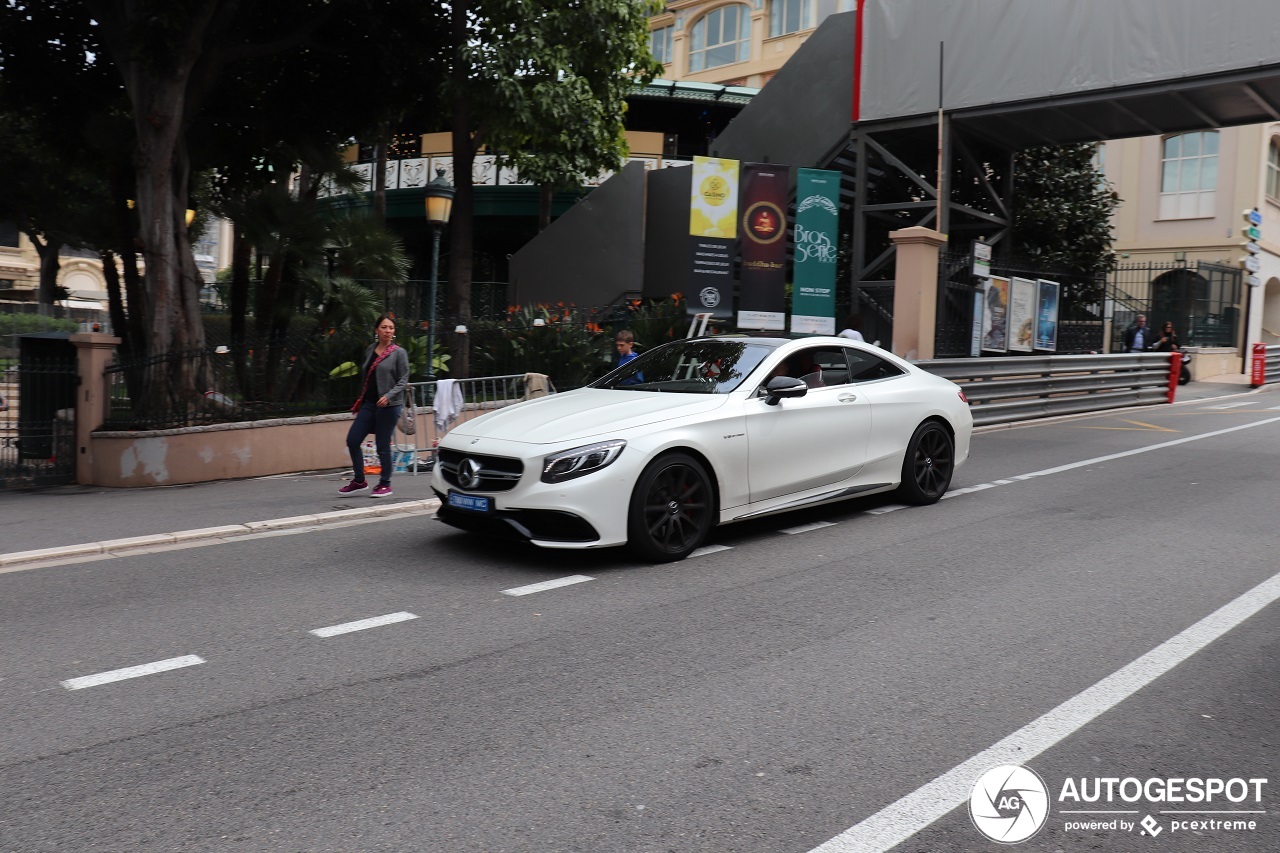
[{"x1": 433, "y1": 378, "x2": 463, "y2": 431}]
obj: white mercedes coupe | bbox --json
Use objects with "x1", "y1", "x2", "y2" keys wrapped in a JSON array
[{"x1": 432, "y1": 336, "x2": 972, "y2": 562}]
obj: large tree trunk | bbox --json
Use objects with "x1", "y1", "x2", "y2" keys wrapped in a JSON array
[
  {"x1": 373, "y1": 134, "x2": 388, "y2": 222},
  {"x1": 93, "y1": 1, "x2": 220, "y2": 416},
  {"x1": 30, "y1": 233, "x2": 63, "y2": 312},
  {"x1": 449, "y1": 0, "x2": 474, "y2": 379}
]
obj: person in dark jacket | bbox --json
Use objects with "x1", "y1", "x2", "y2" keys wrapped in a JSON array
[
  {"x1": 1122, "y1": 314, "x2": 1152, "y2": 352},
  {"x1": 340, "y1": 314, "x2": 410, "y2": 498}
]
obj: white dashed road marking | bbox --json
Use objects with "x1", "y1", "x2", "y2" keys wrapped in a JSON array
[
  {"x1": 807, "y1": 569, "x2": 1280, "y2": 853},
  {"x1": 62, "y1": 655, "x2": 206, "y2": 690},
  {"x1": 689, "y1": 544, "x2": 733, "y2": 558},
  {"x1": 310, "y1": 612, "x2": 419, "y2": 637},
  {"x1": 780, "y1": 521, "x2": 837, "y2": 535},
  {"x1": 501, "y1": 575, "x2": 594, "y2": 596},
  {"x1": 864, "y1": 504, "x2": 909, "y2": 515}
]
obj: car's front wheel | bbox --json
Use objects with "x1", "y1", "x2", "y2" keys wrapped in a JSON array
[
  {"x1": 627, "y1": 452, "x2": 714, "y2": 562},
  {"x1": 896, "y1": 420, "x2": 954, "y2": 505}
]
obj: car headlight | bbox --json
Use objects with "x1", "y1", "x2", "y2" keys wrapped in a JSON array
[{"x1": 541, "y1": 440, "x2": 627, "y2": 483}]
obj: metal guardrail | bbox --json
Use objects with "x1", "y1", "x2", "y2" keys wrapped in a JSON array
[
  {"x1": 917, "y1": 353, "x2": 1176, "y2": 427},
  {"x1": 1250, "y1": 344, "x2": 1280, "y2": 387},
  {"x1": 399, "y1": 373, "x2": 552, "y2": 474}
]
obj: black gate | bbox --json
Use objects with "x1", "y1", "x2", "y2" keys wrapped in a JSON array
[
  {"x1": 1108, "y1": 261, "x2": 1243, "y2": 351},
  {"x1": 0, "y1": 333, "x2": 78, "y2": 489}
]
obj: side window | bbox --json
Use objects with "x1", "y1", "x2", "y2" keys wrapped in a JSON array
[
  {"x1": 762, "y1": 347, "x2": 850, "y2": 389},
  {"x1": 845, "y1": 349, "x2": 904, "y2": 382}
]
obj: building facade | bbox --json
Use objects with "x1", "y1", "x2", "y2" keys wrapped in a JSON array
[
  {"x1": 1100, "y1": 122, "x2": 1280, "y2": 363},
  {"x1": 648, "y1": 0, "x2": 855, "y2": 89}
]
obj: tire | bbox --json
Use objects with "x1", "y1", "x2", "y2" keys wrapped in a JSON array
[
  {"x1": 895, "y1": 420, "x2": 955, "y2": 505},
  {"x1": 627, "y1": 452, "x2": 714, "y2": 562},
  {"x1": 1178, "y1": 366, "x2": 1191, "y2": 386}
]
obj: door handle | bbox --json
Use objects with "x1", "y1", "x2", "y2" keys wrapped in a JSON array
[{"x1": 838, "y1": 393, "x2": 857, "y2": 402}]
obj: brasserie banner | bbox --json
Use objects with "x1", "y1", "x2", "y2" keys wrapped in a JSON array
[
  {"x1": 790, "y1": 168, "x2": 840, "y2": 334},
  {"x1": 737, "y1": 162, "x2": 790, "y2": 330},
  {"x1": 688, "y1": 156, "x2": 739, "y2": 318}
]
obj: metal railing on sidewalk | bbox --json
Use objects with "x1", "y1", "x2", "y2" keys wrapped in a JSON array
[
  {"x1": 918, "y1": 353, "x2": 1177, "y2": 427},
  {"x1": 398, "y1": 373, "x2": 555, "y2": 474}
]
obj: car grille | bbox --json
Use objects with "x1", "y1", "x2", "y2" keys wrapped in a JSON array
[{"x1": 439, "y1": 448, "x2": 524, "y2": 492}]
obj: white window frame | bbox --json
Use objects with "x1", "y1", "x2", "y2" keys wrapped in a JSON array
[
  {"x1": 649, "y1": 25, "x2": 673, "y2": 66},
  {"x1": 688, "y1": 4, "x2": 751, "y2": 73},
  {"x1": 1267, "y1": 138, "x2": 1280, "y2": 202},
  {"x1": 769, "y1": 0, "x2": 811, "y2": 37},
  {"x1": 1158, "y1": 131, "x2": 1218, "y2": 219}
]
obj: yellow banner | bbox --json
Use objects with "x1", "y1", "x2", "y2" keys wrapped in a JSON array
[{"x1": 689, "y1": 156, "x2": 740, "y2": 238}]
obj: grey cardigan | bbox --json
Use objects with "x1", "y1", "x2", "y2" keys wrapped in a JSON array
[{"x1": 358, "y1": 343, "x2": 411, "y2": 406}]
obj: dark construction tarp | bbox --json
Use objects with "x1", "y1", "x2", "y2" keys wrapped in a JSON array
[{"x1": 859, "y1": 0, "x2": 1280, "y2": 123}]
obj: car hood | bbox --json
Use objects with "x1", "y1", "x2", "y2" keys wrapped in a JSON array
[{"x1": 447, "y1": 388, "x2": 730, "y2": 445}]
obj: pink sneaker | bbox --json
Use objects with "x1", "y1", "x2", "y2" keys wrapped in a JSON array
[
  {"x1": 338, "y1": 480, "x2": 368, "y2": 496},
  {"x1": 371, "y1": 483, "x2": 393, "y2": 498}
]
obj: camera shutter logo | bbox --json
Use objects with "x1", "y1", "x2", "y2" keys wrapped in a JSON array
[
  {"x1": 969, "y1": 765, "x2": 1050, "y2": 844},
  {"x1": 457, "y1": 458, "x2": 483, "y2": 490}
]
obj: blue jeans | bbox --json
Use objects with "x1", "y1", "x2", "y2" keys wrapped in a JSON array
[{"x1": 347, "y1": 401, "x2": 400, "y2": 484}]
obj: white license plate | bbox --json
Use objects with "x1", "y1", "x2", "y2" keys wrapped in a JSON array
[{"x1": 448, "y1": 491, "x2": 491, "y2": 513}]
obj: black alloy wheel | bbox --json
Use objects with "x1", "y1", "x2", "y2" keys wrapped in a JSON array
[
  {"x1": 627, "y1": 453, "x2": 714, "y2": 562},
  {"x1": 896, "y1": 421, "x2": 955, "y2": 505}
]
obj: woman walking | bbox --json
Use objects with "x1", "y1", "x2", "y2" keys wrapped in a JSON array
[{"x1": 340, "y1": 314, "x2": 410, "y2": 497}]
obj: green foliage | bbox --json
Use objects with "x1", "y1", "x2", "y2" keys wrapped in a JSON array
[
  {"x1": 471, "y1": 304, "x2": 611, "y2": 388},
  {"x1": 0, "y1": 313, "x2": 81, "y2": 335},
  {"x1": 1013, "y1": 143, "x2": 1119, "y2": 280},
  {"x1": 614, "y1": 294, "x2": 688, "y2": 351}
]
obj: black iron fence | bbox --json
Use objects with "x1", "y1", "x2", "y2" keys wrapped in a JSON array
[
  {"x1": 0, "y1": 334, "x2": 78, "y2": 488},
  {"x1": 1107, "y1": 260, "x2": 1242, "y2": 351}
]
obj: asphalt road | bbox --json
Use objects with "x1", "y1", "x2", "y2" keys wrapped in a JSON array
[{"x1": 1, "y1": 388, "x2": 1278, "y2": 852}]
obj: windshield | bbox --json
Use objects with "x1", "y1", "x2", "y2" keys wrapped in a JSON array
[{"x1": 590, "y1": 339, "x2": 775, "y2": 394}]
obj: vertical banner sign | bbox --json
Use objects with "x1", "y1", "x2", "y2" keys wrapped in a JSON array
[
  {"x1": 737, "y1": 163, "x2": 790, "y2": 330},
  {"x1": 791, "y1": 168, "x2": 841, "y2": 334},
  {"x1": 1035, "y1": 279, "x2": 1060, "y2": 351},
  {"x1": 971, "y1": 239, "x2": 992, "y2": 356},
  {"x1": 688, "y1": 156, "x2": 739, "y2": 318},
  {"x1": 981, "y1": 275, "x2": 1010, "y2": 353},
  {"x1": 1007, "y1": 277, "x2": 1037, "y2": 353}
]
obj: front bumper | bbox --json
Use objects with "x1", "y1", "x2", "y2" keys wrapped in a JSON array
[{"x1": 430, "y1": 436, "x2": 636, "y2": 549}]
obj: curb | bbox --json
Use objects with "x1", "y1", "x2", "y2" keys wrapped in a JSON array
[{"x1": 0, "y1": 498, "x2": 442, "y2": 568}]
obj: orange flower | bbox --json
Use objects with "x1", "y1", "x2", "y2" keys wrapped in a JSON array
[{"x1": 586, "y1": 322, "x2": 603, "y2": 334}]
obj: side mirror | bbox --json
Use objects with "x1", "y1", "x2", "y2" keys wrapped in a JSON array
[{"x1": 763, "y1": 375, "x2": 807, "y2": 406}]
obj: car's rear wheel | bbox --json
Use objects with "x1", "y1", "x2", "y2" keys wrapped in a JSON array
[
  {"x1": 896, "y1": 420, "x2": 954, "y2": 505},
  {"x1": 627, "y1": 453, "x2": 714, "y2": 562}
]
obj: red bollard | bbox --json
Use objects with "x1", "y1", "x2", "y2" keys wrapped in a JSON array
[
  {"x1": 1251, "y1": 342, "x2": 1267, "y2": 387},
  {"x1": 1167, "y1": 351, "x2": 1182, "y2": 402}
]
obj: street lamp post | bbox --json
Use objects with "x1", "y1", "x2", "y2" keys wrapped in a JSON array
[{"x1": 424, "y1": 167, "x2": 455, "y2": 380}]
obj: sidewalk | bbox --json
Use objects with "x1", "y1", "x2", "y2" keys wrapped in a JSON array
[
  {"x1": 0, "y1": 373, "x2": 1265, "y2": 567},
  {"x1": 0, "y1": 467, "x2": 442, "y2": 565}
]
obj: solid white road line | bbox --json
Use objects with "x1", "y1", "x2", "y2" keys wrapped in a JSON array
[
  {"x1": 1203, "y1": 402, "x2": 1255, "y2": 410},
  {"x1": 689, "y1": 544, "x2": 733, "y2": 557},
  {"x1": 806, "y1": 569, "x2": 1280, "y2": 853},
  {"x1": 501, "y1": 575, "x2": 594, "y2": 596},
  {"x1": 61, "y1": 655, "x2": 206, "y2": 690},
  {"x1": 309, "y1": 611, "x2": 419, "y2": 637},
  {"x1": 780, "y1": 521, "x2": 837, "y2": 535}
]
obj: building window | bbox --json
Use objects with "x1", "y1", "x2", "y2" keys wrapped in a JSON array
[
  {"x1": 689, "y1": 5, "x2": 751, "y2": 73},
  {"x1": 1159, "y1": 131, "x2": 1217, "y2": 219},
  {"x1": 650, "y1": 25, "x2": 673, "y2": 65},
  {"x1": 1268, "y1": 138, "x2": 1280, "y2": 201},
  {"x1": 770, "y1": 0, "x2": 810, "y2": 37},
  {"x1": 0, "y1": 221, "x2": 18, "y2": 248}
]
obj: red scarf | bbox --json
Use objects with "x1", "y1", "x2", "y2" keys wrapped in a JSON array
[{"x1": 351, "y1": 343, "x2": 399, "y2": 412}]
